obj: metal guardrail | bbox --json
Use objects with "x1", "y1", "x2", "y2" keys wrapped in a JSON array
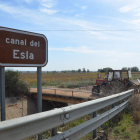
[
  {"x1": 0, "y1": 89, "x2": 134, "y2": 140},
  {"x1": 32, "y1": 87, "x2": 102, "y2": 95},
  {"x1": 48, "y1": 101, "x2": 128, "y2": 140}
]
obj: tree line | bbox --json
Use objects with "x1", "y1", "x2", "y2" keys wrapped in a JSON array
[
  {"x1": 46, "y1": 68, "x2": 90, "y2": 73},
  {"x1": 64, "y1": 68, "x2": 90, "y2": 73},
  {"x1": 98, "y1": 66, "x2": 139, "y2": 73},
  {"x1": 121, "y1": 67, "x2": 139, "y2": 72}
]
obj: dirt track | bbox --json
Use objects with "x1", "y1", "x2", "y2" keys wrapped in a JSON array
[{"x1": 30, "y1": 87, "x2": 97, "y2": 100}]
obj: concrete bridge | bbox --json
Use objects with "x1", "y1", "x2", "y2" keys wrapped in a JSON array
[{"x1": 30, "y1": 87, "x2": 96, "y2": 104}]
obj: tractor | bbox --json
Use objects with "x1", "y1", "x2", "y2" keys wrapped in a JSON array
[{"x1": 92, "y1": 70, "x2": 132, "y2": 95}]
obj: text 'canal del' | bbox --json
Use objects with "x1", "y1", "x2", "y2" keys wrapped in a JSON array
[{"x1": 5, "y1": 38, "x2": 41, "y2": 60}]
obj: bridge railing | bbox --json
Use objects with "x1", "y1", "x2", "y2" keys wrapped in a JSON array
[{"x1": 0, "y1": 89, "x2": 134, "y2": 140}]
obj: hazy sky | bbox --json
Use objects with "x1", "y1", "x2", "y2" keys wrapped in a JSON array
[{"x1": 1, "y1": 0, "x2": 140, "y2": 71}]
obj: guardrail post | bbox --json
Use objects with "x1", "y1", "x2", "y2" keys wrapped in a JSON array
[
  {"x1": 112, "y1": 104, "x2": 115, "y2": 124},
  {"x1": 52, "y1": 128, "x2": 57, "y2": 136},
  {"x1": 22, "y1": 99, "x2": 23, "y2": 117},
  {"x1": 93, "y1": 111, "x2": 97, "y2": 138}
]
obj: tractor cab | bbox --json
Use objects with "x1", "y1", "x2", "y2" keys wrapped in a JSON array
[
  {"x1": 107, "y1": 70, "x2": 131, "y2": 86},
  {"x1": 92, "y1": 70, "x2": 131, "y2": 94},
  {"x1": 107, "y1": 70, "x2": 130, "y2": 80}
]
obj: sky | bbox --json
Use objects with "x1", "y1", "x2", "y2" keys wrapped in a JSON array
[{"x1": 1, "y1": 0, "x2": 140, "y2": 71}]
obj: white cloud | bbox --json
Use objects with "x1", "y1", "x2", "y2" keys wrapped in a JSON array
[
  {"x1": 49, "y1": 46, "x2": 93, "y2": 53},
  {"x1": 81, "y1": 6, "x2": 87, "y2": 10},
  {"x1": 63, "y1": 10, "x2": 75, "y2": 14},
  {"x1": 49, "y1": 46, "x2": 140, "y2": 60},
  {"x1": 97, "y1": 0, "x2": 140, "y2": 5},
  {"x1": 24, "y1": 0, "x2": 33, "y2": 4},
  {"x1": 42, "y1": 3, "x2": 54, "y2": 8},
  {"x1": 0, "y1": 3, "x2": 23, "y2": 15},
  {"x1": 133, "y1": 19, "x2": 140, "y2": 24},
  {"x1": 75, "y1": 14, "x2": 83, "y2": 17},
  {"x1": 40, "y1": 8, "x2": 58, "y2": 14},
  {"x1": 119, "y1": 5, "x2": 139, "y2": 13},
  {"x1": 75, "y1": 4, "x2": 87, "y2": 10},
  {"x1": 118, "y1": 2, "x2": 140, "y2": 18},
  {"x1": 0, "y1": 2, "x2": 132, "y2": 41},
  {"x1": 48, "y1": 46, "x2": 113, "y2": 55},
  {"x1": 39, "y1": 0, "x2": 57, "y2": 8},
  {"x1": 97, "y1": 16, "x2": 140, "y2": 25}
]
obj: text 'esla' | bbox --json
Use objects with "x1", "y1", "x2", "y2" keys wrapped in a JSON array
[{"x1": 5, "y1": 38, "x2": 40, "y2": 60}]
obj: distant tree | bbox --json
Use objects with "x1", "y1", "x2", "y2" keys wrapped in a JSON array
[
  {"x1": 98, "y1": 69, "x2": 102, "y2": 72},
  {"x1": 61, "y1": 70, "x2": 66, "y2": 73},
  {"x1": 87, "y1": 69, "x2": 89, "y2": 72},
  {"x1": 52, "y1": 71, "x2": 57, "y2": 74},
  {"x1": 78, "y1": 69, "x2": 81, "y2": 73},
  {"x1": 131, "y1": 66, "x2": 139, "y2": 72},
  {"x1": 99, "y1": 67, "x2": 113, "y2": 73},
  {"x1": 71, "y1": 70, "x2": 76, "y2": 73},
  {"x1": 83, "y1": 68, "x2": 86, "y2": 73},
  {"x1": 128, "y1": 67, "x2": 132, "y2": 71},
  {"x1": 122, "y1": 67, "x2": 128, "y2": 70}
]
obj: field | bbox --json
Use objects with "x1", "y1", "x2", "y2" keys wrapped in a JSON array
[
  {"x1": 20, "y1": 72, "x2": 105, "y2": 87},
  {"x1": 20, "y1": 72, "x2": 140, "y2": 88}
]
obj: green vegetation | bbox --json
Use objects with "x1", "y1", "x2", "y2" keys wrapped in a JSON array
[
  {"x1": 98, "y1": 67, "x2": 113, "y2": 73},
  {"x1": 78, "y1": 69, "x2": 81, "y2": 73},
  {"x1": 83, "y1": 68, "x2": 86, "y2": 72},
  {"x1": 108, "y1": 94, "x2": 140, "y2": 140},
  {"x1": 122, "y1": 66, "x2": 139, "y2": 72},
  {"x1": 5, "y1": 69, "x2": 29, "y2": 97},
  {"x1": 113, "y1": 114, "x2": 140, "y2": 140}
]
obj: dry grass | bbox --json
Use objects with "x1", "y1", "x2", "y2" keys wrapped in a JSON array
[
  {"x1": 20, "y1": 72, "x2": 105, "y2": 86},
  {"x1": 20, "y1": 72, "x2": 140, "y2": 86}
]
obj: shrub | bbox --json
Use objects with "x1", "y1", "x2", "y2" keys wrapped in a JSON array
[
  {"x1": 129, "y1": 94, "x2": 140, "y2": 112},
  {"x1": 133, "y1": 111, "x2": 140, "y2": 123},
  {"x1": 5, "y1": 69, "x2": 29, "y2": 97},
  {"x1": 128, "y1": 94, "x2": 140, "y2": 123},
  {"x1": 137, "y1": 127, "x2": 140, "y2": 134}
]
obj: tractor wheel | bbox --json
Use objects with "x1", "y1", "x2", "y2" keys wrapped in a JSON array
[{"x1": 92, "y1": 87, "x2": 99, "y2": 94}]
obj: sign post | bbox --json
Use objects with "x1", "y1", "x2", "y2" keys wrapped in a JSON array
[
  {"x1": 37, "y1": 67, "x2": 42, "y2": 140},
  {"x1": 0, "y1": 26, "x2": 48, "y2": 140},
  {"x1": 0, "y1": 67, "x2": 5, "y2": 121}
]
